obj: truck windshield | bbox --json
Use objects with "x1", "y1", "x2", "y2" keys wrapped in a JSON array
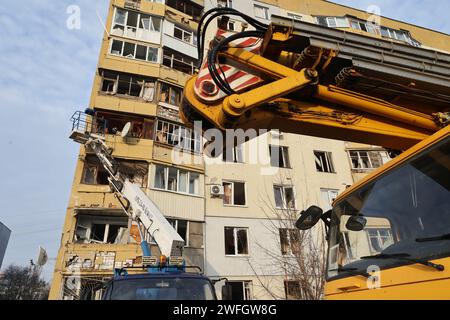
[
  {"x1": 109, "y1": 277, "x2": 216, "y2": 300},
  {"x1": 327, "y1": 136, "x2": 450, "y2": 279}
]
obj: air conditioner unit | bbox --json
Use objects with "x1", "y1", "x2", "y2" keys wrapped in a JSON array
[{"x1": 210, "y1": 185, "x2": 224, "y2": 197}]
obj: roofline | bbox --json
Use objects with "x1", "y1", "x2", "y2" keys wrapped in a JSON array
[
  {"x1": 327, "y1": 1, "x2": 450, "y2": 37},
  {"x1": 334, "y1": 125, "x2": 450, "y2": 205}
]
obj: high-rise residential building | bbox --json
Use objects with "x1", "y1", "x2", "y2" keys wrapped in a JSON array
[
  {"x1": 50, "y1": 0, "x2": 450, "y2": 300},
  {"x1": 0, "y1": 222, "x2": 11, "y2": 270},
  {"x1": 49, "y1": 0, "x2": 205, "y2": 300}
]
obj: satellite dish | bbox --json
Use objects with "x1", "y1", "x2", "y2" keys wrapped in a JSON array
[
  {"x1": 121, "y1": 122, "x2": 132, "y2": 138},
  {"x1": 36, "y1": 246, "x2": 48, "y2": 267}
]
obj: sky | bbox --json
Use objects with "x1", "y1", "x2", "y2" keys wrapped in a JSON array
[{"x1": 0, "y1": 0, "x2": 449, "y2": 282}]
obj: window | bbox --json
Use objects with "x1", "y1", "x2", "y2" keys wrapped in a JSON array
[
  {"x1": 110, "y1": 39, "x2": 159, "y2": 63},
  {"x1": 287, "y1": 12, "x2": 302, "y2": 21},
  {"x1": 284, "y1": 281, "x2": 304, "y2": 300},
  {"x1": 94, "y1": 111, "x2": 154, "y2": 139},
  {"x1": 166, "y1": 0, "x2": 203, "y2": 22},
  {"x1": 349, "y1": 150, "x2": 389, "y2": 170},
  {"x1": 367, "y1": 228, "x2": 394, "y2": 254},
  {"x1": 167, "y1": 219, "x2": 189, "y2": 246},
  {"x1": 155, "y1": 120, "x2": 201, "y2": 153},
  {"x1": 279, "y1": 228, "x2": 300, "y2": 255},
  {"x1": 74, "y1": 214, "x2": 129, "y2": 244},
  {"x1": 173, "y1": 25, "x2": 196, "y2": 45},
  {"x1": 269, "y1": 145, "x2": 290, "y2": 168},
  {"x1": 227, "y1": 281, "x2": 252, "y2": 300},
  {"x1": 273, "y1": 186, "x2": 296, "y2": 209},
  {"x1": 81, "y1": 156, "x2": 149, "y2": 187},
  {"x1": 314, "y1": 151, "x2": 335, "y2": 173},
  {"x1": 111, "y1": 8, "x2": 161, "y2": 41},
  {"x1": 254, "y1": 4, "x2": 269, "y2": 20},
  {"x1": 163, "y1": 48, "x2": 197, "y2": 75},
  {"x1": 223, "y1": 181, "x2": 246, "y2": 206},
  {"x1": 223, "y1": 145, "x2": 244, "y2": 163},
  {"x1": 224, "y1": 227, "x2": 249, "y2": 255},
  {"x1": 320, "y1": 16, "x2": 349, "y2": 28},
  {"x1": 153, "y1": 165, "x2": 200, "y2": 195},
  {"x1": 380, "y1": 26, "x2": 420, "y2": 46},
  {"x1": 218, "y1": 0, "x2": 233, "y2": 8},
  {"x1": 158, "y1": 82, "x2": 182, "y2": 106},
  {"x1": 100, "y1": 70, "x2": 156, "y2": 101},
  {"x1": 320, "y1": 188, "x2": 339, "y2": 211}
]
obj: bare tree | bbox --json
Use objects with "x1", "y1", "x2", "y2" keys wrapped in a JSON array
[
  {"x1": 246, "y1": 178, "x2": 327, "y2": 300},
  {"x1": 0, "y1": 263, "x2": 49, "y2": 300}
]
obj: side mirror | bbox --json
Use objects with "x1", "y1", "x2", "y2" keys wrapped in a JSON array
[
  {"x1": 221, "y1": 284, "x2": 233, "y2": 301},
  {"x1": 296, "y1": 206, "x2": 323, "y2": 230},
  {"x1": 346, "y1": 216, "x2": 367, "y2": 232}
]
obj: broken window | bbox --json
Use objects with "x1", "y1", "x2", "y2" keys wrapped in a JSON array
[
  {"x1": 314, "y1": 151, "x2": 335, "y2": 173},
  {"x1": 349, "y1": 150, "x2": 389, "y2": 170},
  {"x1": 111, "y1": 8, "x2": 161, "y2": 40},
  {"x1": 110, "y1": 39, "x2": 159, "y2": 63},
  {"x1": 167, "y1": 219, "x2": 189, "y2": 246},
  {"x1": 158, "y1": 82, "x2": 182, "y2": 106},
  {"x1": 223, "y1": 181, "x2": 246, "y2": 206},
  {"x1": 153, "y1": 164, "x2": 201, "y2": 195},
  {"x1": 155, "y1": 119, "x2": 201, "y2": 153},
  {"x1": 284, "y1": 281, "x2": 304, "y2": 300},
  {"x1": 100, "y1": 69, "x2": 156, "y2": 100},
  {"x1": 279, "y1": 228, "x2": 301, "y2": 255},
  {"x1": 165, "y1": 0, "x2": 203, "y2": 22},
  {"x1": 223, "y1": 145, "x2": 244, "y2": 163},
  {"x1": 162, "y1": 47, "x2": 197, "y2": 75},
  {"x1": 224, "y1": 227, "x2": 249, "y2": 255},
  {"x1": 74, "y1": 214, "x2": 129, "y2": 244},
  {"x1": 81, "y1": 155, "x2": 149, "y2": 187},
  {"x1": 269, "y1": 145, "x2": 290, "y2": 168},
  {"x1": 273, "y1": 186, "x2": 296, "y2": 209},
  {"x1": 81, "y1": 155, "x2": 109, "y2": 185},
  {"x1": 94, "y1": 111, "x2": 154, "y2": 139}
]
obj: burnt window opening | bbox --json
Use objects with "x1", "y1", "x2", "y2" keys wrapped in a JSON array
[
  {"x1": 74, "y1": 214, "x2": 129, "y2": 244},
  {"x1": 100, "y1": 69, "x2": 156, "y2": 102},
  {"x1": 93, "y1": 111, "x2": 154, "y2": 139},
  {"x1": 82, "y1": 155, "x2": 149, "y2": 187}
]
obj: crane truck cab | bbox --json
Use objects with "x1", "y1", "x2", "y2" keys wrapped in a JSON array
[
  {"x1": 297, "y1": 126, "x2": 450, "y2": 299},
  {"x1": 103, "y1": 272, "x2": 217, "y2": 300}
]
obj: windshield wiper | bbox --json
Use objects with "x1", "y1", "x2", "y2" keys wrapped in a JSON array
[
  {"x1": 416, "y1": 233, "x2": 450, "y2": 243},
  {"x1": 329, "y1": 267, "x2": 370, "y2": 278},
  {"x1": 361, "y1": 253, "x2": 444, "y2": 272}
]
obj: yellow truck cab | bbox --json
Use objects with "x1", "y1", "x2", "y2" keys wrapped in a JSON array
[{"x1": 316, "y1": 126, "x2": 450, "y2": 299}]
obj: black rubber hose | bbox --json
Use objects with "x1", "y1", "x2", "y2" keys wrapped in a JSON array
[{"x1": 196, "y1": 8, "x2": 268, "y2": 68}]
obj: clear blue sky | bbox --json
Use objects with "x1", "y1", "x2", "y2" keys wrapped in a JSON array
[{"x1": 0, "y1": 0, "x2": 449, "y2": 281}]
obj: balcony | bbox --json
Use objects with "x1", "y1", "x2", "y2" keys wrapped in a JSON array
[{"x1": 165, "y1": 0, "x2": 203, "y2": 23}]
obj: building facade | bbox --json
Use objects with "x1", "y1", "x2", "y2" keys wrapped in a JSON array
[
  {"x1": 50, "y1": 0, "x2": 450, "y2": 300},
  {"x1": 0, "y1": 222, "x2": 11, "y2": 270},
  {"x1": 49, "y1": 0, "x2": 205, "y2": 300}
]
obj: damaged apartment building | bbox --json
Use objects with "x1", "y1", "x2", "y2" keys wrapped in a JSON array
[
  {"x1": 50, "y1": 0, "x2": 450, "y2": 300},
  {"x1": 49, "y1": 0, "x2": 204, "y2": 300}
]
